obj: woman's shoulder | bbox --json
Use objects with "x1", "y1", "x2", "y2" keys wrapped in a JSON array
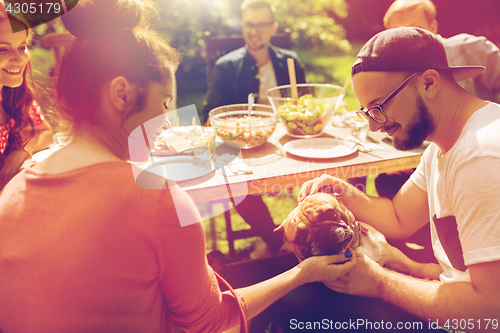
[{"x1": 18, "y1": 161, "x2": 196, "y2": 225}]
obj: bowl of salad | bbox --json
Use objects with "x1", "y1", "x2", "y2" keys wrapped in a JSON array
[
  {"x1": 267, "y1": 83, "x2": 342, "y2": 138},
  {"x1": 209, "y1": 104, "x2": 278, "y2": 149}
]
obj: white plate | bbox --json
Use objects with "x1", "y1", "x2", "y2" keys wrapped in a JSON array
[
  {"x1": 283, "y1": 138, "x2": 357, "y2": 159},
  {"x1": 145, "y1": 155, "x2": 215, "y2": 182},
  {"x1": 31, "y1": 147, "x2": 61, "y2": 162}
]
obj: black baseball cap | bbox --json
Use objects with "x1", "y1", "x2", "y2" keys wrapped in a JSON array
[{"x1": 351, "y1": 27, "x2": 484, "y2": 82}]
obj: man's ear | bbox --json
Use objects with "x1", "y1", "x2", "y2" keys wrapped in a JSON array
[
  {"x1": 109, "y1": 76, "x2": 135, "y2": 112},
  {"x1": 419, "y1": 69, "x2": 439, "y2": 100},
  {"x1": 429, "y1": 19, "x2": 438, "y2": 34}
]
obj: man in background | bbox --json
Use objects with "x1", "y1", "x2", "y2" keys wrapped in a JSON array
[
  {"x1": 202, "y1": 0, "x2": 306, "y2": 122},
  {"x1": 202, "y1": 0, "x2": 306, "y2": 259},
  {"x1": 383, "y1": 0, "x2": 500, "y2": 105}
]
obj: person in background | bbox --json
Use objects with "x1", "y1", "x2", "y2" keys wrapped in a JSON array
[
  {"x1": 0, "y1": 6, "x2": 53, "y2": 189},
  {"x1": 0, "y1": 0, "x2": 356, "y2": 331},
  {"x1": 202, "y1": 0, "x2": 307, "y2": 259},
  {"x1": 384, "y1": 0, "x2": 500, "y2": 104},
  {"x1": 202, "y1": 0, "x2": 306, "y2": 122},
  {"x1": 276, "y1": 27, "x2": 500, "y2": 331}
]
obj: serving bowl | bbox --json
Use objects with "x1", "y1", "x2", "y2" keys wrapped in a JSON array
[
  {"x1": 209, "y1": 104, "x2": 278, "y2": 149},
  {"x1": 267, "y1": 83, "x2": 342, "y2": 138}
]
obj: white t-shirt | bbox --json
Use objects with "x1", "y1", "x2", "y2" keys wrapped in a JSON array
[
  {"x1": 257, "y1": 60, "x2": 278, "y2": 105},
  {"x1": 410, "y1": 102, "x2": 500, "y2": 282}
]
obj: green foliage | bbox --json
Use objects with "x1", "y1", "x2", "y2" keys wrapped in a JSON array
[
  {"x1": 297, "y1": 43, "x2": 363, "y2": 111},
  {"x1": 274, "y1": 0, "x2": 351, "y2": 53},
  {"x1": 157, "y1": 0, "x2": 239, "y2": 60}
]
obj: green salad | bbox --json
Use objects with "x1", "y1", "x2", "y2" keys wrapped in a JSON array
[{"x1": 278, "y1": 94, "x2": 328, "y2": 136}]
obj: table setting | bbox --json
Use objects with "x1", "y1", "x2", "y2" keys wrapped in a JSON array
[
  {"x1": 172, "y1": 63, "x2": 425, "y2": 202},
  {"x1": 141, "y1": 60, "x2": 416, "y2": 195},
  {"x1": 25, "y1": 65, "x2": 422, "y2": 202},
  {"x1": 145, "y1": 122, "x2": 255, "y2": 184}
]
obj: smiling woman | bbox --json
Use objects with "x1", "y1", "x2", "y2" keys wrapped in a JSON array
[{"x1": 0, "y1": 5, "x2": 53, "y2": 188}]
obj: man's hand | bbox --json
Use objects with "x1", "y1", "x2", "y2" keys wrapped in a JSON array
[
  {"x1": 324, "y1": 251, "x2": 385, "y2": 298},
  {"x1": 296, "y1": 251, "x2": 357, "y2": 285}
]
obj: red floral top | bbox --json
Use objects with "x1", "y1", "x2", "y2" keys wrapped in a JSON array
[{"x1": 0, "y1": 101, "x2": 44, "y2": 154}]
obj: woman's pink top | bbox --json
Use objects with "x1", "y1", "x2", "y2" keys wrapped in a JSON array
[
  {"x1": 0, "y1": 161, "x2": 247, "y2": 333},
  {"x1": 0, "y1": 100, "x2": 45, "y2": 153}
]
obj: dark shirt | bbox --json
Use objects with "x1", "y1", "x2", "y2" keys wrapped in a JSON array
[{"x1": 202, "y1": 44, "x2": 307, "y2": 123}]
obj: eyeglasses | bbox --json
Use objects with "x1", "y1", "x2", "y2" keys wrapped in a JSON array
[
  {"x1": 356, "y1": 72, "x2": 418, "y2": 124},
  {"x1": 242, "y1": 22, "x2": 274, "y2": 33}
]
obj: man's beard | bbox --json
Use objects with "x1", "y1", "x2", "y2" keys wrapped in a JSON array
[
  {"x1": 393, "y1": 96, "x2": 435, "y2": 151},
  {"x1": 247, "y1": 43, "x2": 267, "y2": 51}
]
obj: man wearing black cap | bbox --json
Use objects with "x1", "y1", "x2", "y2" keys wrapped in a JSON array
[
  {"x1": 374, "y1": 0, "x2": 500, "y2": 202},
  {"x1": 276, "y1": 27, "x2": 500, "y2": 331}
]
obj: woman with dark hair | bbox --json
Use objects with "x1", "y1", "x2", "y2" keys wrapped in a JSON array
[
  {"x1": 0, "y1": 6, "x2": 53, "y2": 188},
  {"x1": 0, "y1": 0, "x2": 355, "y2": 332}
]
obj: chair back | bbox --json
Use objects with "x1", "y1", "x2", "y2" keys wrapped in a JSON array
[{"x1": 204, "y1": 28, "x2": 292, "y2": 82}]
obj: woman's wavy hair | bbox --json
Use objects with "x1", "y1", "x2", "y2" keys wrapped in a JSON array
[{"x1": 0, "y1": 7, "x2": 36, "y2": 170}]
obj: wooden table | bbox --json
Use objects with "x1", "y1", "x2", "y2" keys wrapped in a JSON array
[
  {"x1": 179, "y1": 122, "x2": 426, "y2": 203},
  {"x1": 161, "y1": 122, "x2": 426, "y2": 256}
]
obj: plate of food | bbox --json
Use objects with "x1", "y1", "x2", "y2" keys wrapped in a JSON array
[{"x1": 283, "y1": 138, "x2": 357, "y2": 159}]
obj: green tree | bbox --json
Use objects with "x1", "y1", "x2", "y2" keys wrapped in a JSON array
[{"x1": 275, "y1": 0, "x2": 351, "y2": 53}]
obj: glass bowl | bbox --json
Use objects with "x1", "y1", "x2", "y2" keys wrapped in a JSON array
[
  {"x1": 267, "y1": 83, "x2": 342, "y2": 138},
  {"x1": 209, "y1": 104, "x2": 278, "y2": 149}
]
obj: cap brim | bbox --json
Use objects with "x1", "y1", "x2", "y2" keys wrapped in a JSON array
[{"x1": 444, "y1": 66, "x2": 484, "y2": 82}]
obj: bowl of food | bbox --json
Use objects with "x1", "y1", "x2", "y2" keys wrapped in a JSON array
[
  {"x1": 209, "y1": 104, "x2": 278, "y2": 149},
  {"x1": 267, "y1": 83, "x2": 342, "y2": 138}
]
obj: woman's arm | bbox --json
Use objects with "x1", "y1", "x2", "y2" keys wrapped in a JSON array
[
  {"x1": 235, "y1": 253, "x2": 356, "y2": 320},
  {"x1": 159, "y1": 185, "x2": 356, "y2": 333}
]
